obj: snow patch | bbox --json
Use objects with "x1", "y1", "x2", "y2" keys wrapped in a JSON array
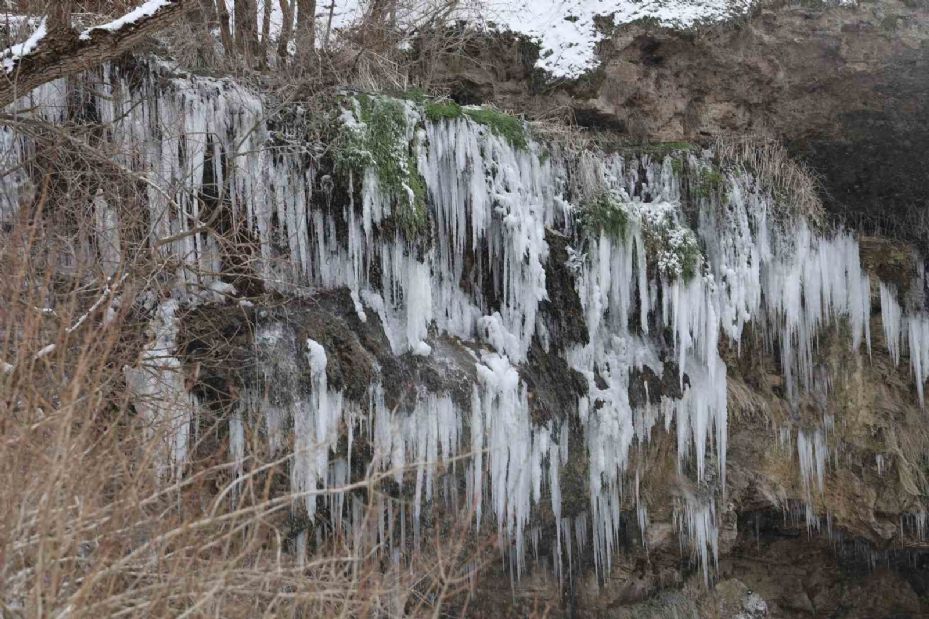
[
  {"x1": 2, "y1": 17, "x2": 46, "y2": 73},
  {"x1": 80, "y1": 0, "x2": 174, "y2": 40}
]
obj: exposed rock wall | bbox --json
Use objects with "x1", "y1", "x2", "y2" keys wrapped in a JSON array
[{"x1": 431, "y1": 0, "x2": 929, "y2": 254}]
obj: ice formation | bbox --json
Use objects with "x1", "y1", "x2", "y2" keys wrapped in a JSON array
[
  {"x1": 878, "y1": 277, "x2": 929, "y2": 407},
  {"x1": 123, "y1": 299, "x2": 198, "y2": 479},
  {"x1": 797, "y1": 427, "x2": 827, "y2": 528},
  {"x1": 4, "y1": 63, "x2": 915, "y2": 583}
]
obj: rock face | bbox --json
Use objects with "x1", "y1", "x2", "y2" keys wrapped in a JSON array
[{"x1": 435, "y1": 0, "x2": 929, "y2": 254}]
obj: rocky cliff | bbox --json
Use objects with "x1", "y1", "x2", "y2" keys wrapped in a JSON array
[{"x1": 3, "y1": 1, "x2": 929, "y2": 616}]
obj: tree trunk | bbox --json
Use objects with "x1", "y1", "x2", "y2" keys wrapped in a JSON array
[
  {"x1": 367, "y1": 0, "x2": 391, "y2": 27},
  {"x1": 196, "y1": 0, "x2": 218, "y2": 28},
  {"x1": 47, "y1": 1, "x2": 73, "y2": 34},
  {"x1": 214, "y1": 0, "x2": 235, "y2": 54},
  {"x1": 322, "y1": 0, "x2": 335, "y2": 49},
  {"x1": 233, "y1": 0, "x2": 260, "y2": 62},
  {"x1": 294, "y1": 0, "x2": 316, "y2": 62},
  {"x1": 260, "y1": 0, "x2": 272, "y2": 64},
  {"x1": 190, "y1": 0, "x2": 220, "y2": 65},
  {"x1": 277, "y1": 0, "x2": 294, "y2": 60}
]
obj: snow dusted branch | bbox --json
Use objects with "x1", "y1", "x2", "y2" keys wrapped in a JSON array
[{"x1": 0, "y1": 0, "x2": 193, "y2": 107}]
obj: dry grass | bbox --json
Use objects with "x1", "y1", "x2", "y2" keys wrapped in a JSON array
[{"x1": 714, "y1": 136, "x2": 826, "y2": 225}]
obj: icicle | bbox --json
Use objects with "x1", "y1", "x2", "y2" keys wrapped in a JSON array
[
  {"x1": 229, "y1": 409, "x2": 245, "y2": 480},
  {"x1": 472, "y1": 352, "x2": 536, "y2": 578},
  {"x1": 123, "y1": 300, "x2": 197, "y2": 479},
  {"x1": 797, "y1": 427, "x2": 827, "y2": 530},
  {"x1": 291, "y1": 338, "x2": 345, "y2": 519},
  {"x1": 677, "y1": 493, "x2": 719, "y2": 585},
  {"x1": 880, "y1": 282, "x2": 904, "y2": 366},
  {"x1": 908, "y1": 313, "x2": 929, "y2": 407}
]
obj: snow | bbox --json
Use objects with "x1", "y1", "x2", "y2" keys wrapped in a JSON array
[
  {"x1": 80, "y1": 0, "x2": 174, "y2": 40},
  {"x1": 1, "y1": 17, "x2": 45, "y2": 73},
  {"x1": 0, "y1": 0, "x2": 755, "y2": 80},
  {"x1": 481, "y1": 0, "x2": 754, "y2": 77},
  {"x1": 315, "y1": 1, "x2": 755, "y2": 78}
]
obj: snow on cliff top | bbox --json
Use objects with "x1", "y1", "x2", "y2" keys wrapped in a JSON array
[
  {"x1": 480, "y1": 0, "x2": 754, "y2": 77},
  {"x1": 325, "y1": 0, "x2": 752, "y2": 78},
  {"x1": 251, "y1": 0, "x2": 755, "y2": 78}
]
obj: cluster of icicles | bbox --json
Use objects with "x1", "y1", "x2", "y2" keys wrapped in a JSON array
[{"x1": 4, "y1": 63, "x2": 927, "y2": 583}]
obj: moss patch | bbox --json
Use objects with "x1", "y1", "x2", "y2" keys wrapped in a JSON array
[
  {"x1": 463, "y1": 107, "x2": 528, "y2": 150},
  {"x1": 424, "y1": 99, "x2": 463, "y2": 122},
  {"x1": 334, "y1": 95, "x2": 429, "y2": 238},
  {"x1": 579, "y1": 191, "x2": 704, "y2": 281},
  {"x1": 642, "y1": 141, "x2": 697, "y2": 159},
  {"x1": 400, "y1": 153, "x2": 429, "y2": 236},
  {"x1": 693, "y1": 165, "x2": 726, "y2": 199},
  {"x1": 579, "y1": 191, "x2": 630, "y2": 239}
]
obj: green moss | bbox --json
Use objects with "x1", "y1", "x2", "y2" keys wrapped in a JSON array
[
  {"x1": 424, "y1": 99, "x2": 463, "y2": 122},
  {"x1": 693, "y1": 166, "x2": 726, "y2": 199},
  {"x1": 629, "y1": 15, "x2": 663, "y2": 28},
  {"x1": 579, "y1": 192, "x2": 630, "y2": 239},
  {"x1": 614, "y1": 141, "x2": 695, "y2": 162},
  {"x1": 398, "y1": 154, "x2": 429, "y2": 237},
  {"x1": 420, "y1": 99, "x2": 527, "y2": 148},
  {"x1": 397, "y1": 87, "x2": 429, "y2": 104},
  {"x1": 645, "y1": 220, "x2": 703, "y2": 281},
  {"x1": 463, "y1": 107, "x2": 528, "y2": 150},
  {"x1": 670, "y1": 228, "x2": 703, "y2": 280},
  {"x1": 334, "y1": 95, "x2": 430, "y2": 238}
]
